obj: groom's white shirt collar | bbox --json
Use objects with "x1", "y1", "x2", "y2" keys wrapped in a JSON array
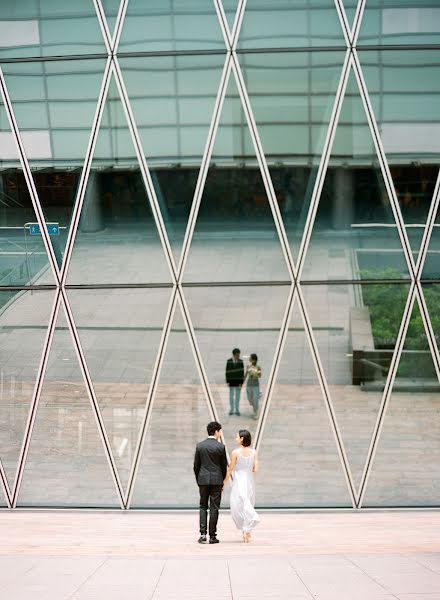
[{"x1": 208, "y1": 435, "x2": 216, "y2": 439}]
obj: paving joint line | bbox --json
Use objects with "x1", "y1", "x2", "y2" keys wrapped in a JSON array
[
  {"x1": 149, "y1": 559, "x2": 167, "y2": 600},
  {"x1": 226, "y1": 559, "x2": 234, "y2": 600},
  {"x1": 411, "y1": 553, "x2": 440, "y2": 576},
  {"x1": 64, "y1": 555, "x2": 109, "y2": 600},
  {"x1": 344, "y1": 553, "x2": 401, "y2": 600},
  {"x1": 0, "y1": 559, "x2": 40, "y2": 593},
  {"x1": 287, "y1": 560, "x2": 316, "y2": 600}
]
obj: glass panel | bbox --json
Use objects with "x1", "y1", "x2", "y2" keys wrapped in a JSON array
[
  {"x1": 184, "y1": 284, "x2": 290, "y2": 450},
  {"x1": 183, "y1": 72, "x2": 290, "y2": 283},
  {"x1": 131, "y1": 304, "x2": 213, "y2": 508},
  {"x1": 342, "y1": 0, "x2": 358, "y2": 29},
  {"x1": 0, "y1": 102, "x2": 55, "y2": 286},
  {"x1": 67, "y1": 287, "x2": 172, "y2": 491},
  {"x1": 359, "y1": 50, "x2": 440, "y2": 254},
  {"x1": 118, "y1": 0, "x2": 225, "y2": 53},
  {"x1": 66, "y1": 74, "x2": 171, "y2": 285},
  {"x1": 257, "y1": 298, "x2": 352, "y2": 507},
  {"x1": 18, "y1": 306, "x2": 120, "y2": 507},
  {"x1": 358, "y1": 0, "x2": 440, "y2": 46},
  {"x1": 0, "y1": 1, "x2": 106, "y2": 59},
  {"x1": 363, "y1": 299, "x2": 440, "y2": 506},
  {"x1": 101, "y1": 0, "x2": 121, "y2": 37},
  {"x1": 0, "y1": 477, "x2": 6, "y2": 505},
  {"x1": 237, "y1": 0, "x2": 345, "y2": 49},
  {"x1": 302, "y1": 282, "x2": 410, "y2": 491},
  {"x1": 423, "y1": 283, "x2": 440, "y2": 355},
  {"x1": 302, "y1": 70, "x2": 410, "y2": 282},
  {"x1": 222, "y1": 0, "x2": 239, "y2": 31},
  {"x1": 422, "y1": 206, "x2": 440, "y2": 280},
  {"x1": 118, "y1": 54, "x2": 225, "y2": 263},
  {"x1": 238, "y1": 51, "x2": 345, "y2": 259},
  {"x1": 2, "y1": 59, "x2": 107, "y2": 265},
  {"x1": 0, "y1": 289, "x2": 54, "y2": 489}
]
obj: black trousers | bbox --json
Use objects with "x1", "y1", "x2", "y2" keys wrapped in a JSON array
[{"x1": 199, "y1": 484, "x2": 222, "y2": 537}]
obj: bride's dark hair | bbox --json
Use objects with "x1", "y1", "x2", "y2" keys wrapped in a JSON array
[{"x1": 239, "y1": 429, "x2": 252, "y2": 447}]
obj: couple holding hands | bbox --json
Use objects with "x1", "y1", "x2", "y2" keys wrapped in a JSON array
[
  {"x1": 226, "y1": 348, "x2": 262, "y2": 419},
  {"x1": 194, "y1": 421, "x2": 260, "y2": 544}
]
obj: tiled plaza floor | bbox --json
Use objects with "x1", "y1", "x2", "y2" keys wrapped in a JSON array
[{"x1": 0, "y1": 511, "x2": 439, "y2": 599}]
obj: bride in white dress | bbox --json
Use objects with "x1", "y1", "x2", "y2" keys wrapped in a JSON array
[{"x1": 223, "y1": 429, "x2": 260, "y2": 543}]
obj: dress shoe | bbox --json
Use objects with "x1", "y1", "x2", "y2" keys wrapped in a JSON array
[
  {"x1": 209, "y1": 537, "x2": 220, "y2": 544},
  {"x1": 198, "y1": 535, "x2": 207, "y2": 544}
]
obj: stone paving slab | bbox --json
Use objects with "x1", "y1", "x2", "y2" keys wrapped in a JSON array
[
  {"x1": 0, "y1": 512, "x2": 439, "y2": 599},
  {"x1": 1, "y1": 554, "x2": 440, "y2": 600}
]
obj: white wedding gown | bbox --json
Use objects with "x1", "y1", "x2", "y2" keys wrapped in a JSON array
[{"x1": 230, "y1": 449, "x2": 260, "y2": 533}]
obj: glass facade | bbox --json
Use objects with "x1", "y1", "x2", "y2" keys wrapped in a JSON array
[{"x1": 0, "y1": 0, "x2": 439, "y2": 509}]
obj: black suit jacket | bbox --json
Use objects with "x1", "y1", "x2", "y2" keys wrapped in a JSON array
[
  {"x1": 225, "y1": 358, "x2": 244, "y2": 386},
  {"x1": 194, "y1": 437, "x2": 228, "y2": 486}
]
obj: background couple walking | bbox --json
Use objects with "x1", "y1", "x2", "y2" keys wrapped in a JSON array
[
  {"x1": 193, "y1": 421, "x2": 260, "y2": 544},
  {"x1": 226, "y1": 348, "x2": 262, "y2": 419}
]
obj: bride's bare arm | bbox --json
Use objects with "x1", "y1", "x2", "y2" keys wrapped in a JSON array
[
  {"x1": 253, "y1": 451, "x2": 259, "y2": 473},
  {"x1": 223, "y1": 451, "x2": 238, "y2": 484}
]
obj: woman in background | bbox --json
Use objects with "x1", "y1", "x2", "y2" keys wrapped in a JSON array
[{"x1": 245, "y1": 353, "x2": 261, "y2": 420}]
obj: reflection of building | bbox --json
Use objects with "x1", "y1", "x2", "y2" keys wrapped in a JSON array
[{"x1": 0, "y1": 2, "x2": 439, "y2": 510}]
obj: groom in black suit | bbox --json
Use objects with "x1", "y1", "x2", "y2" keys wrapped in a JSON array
[{"x1": 194, "y1": 421, "x2": 228, "y2": 544}]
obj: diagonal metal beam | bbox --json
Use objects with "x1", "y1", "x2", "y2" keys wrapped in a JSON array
[
  {"x1": 413, "y1": 169, "x2": 440, "y2": 380},
  {"x1": 94, "y1": 0, "x2": 128, "y2": 55},
  {"x1": 60, "y1": 56, "x2": 112, "y2": 286},
  {"x1": 112, "y1": 57, "x2": 177, "y2": 280},
  {"x1": 295, "y1": 49, "x2": 351, "y2": 281},
  {"x1": 415, "y1": 168, "x2": 440, "y2": 280},
  {"x1": 357, "y1": 282, "x2": 416, "y2": 506},
  {"x1": 333, "y1": 0, "x2": 351, "y2": 48},
  {"x1": 231, "y1": 0, "x2": 248, "y2": 51},
  {"x1": 177, "y1": 53, "x2": 233, "y2": 282},
  {"x1": 255, "y1": 283, "x2": 357, "y2": 507},
  {"x1": 296, "y1": 283, "x2": 357, "y2": 506},
  {"x1": 93, "y1": 0, "x2": 112, "y2": 55},
  {"x1": 214, "y1": 0, "x2": 232, "y2": 50},
  {"x1": 0, "y1": 457, "x2": 11, "y2": 507},
  {"x1": 415, "y1": 281, "x2": 440, "y2": 382},
  {"x1": 231, "y1": 53, "x2": 296, "y2": 281},
  {"x1": 12, "y1": 290, "x2": 61, "y2": 506},
  {"x1": 124, "y1": 288, "x2": 224, "y2": 508},
  {"x1": 254, "y1": 283, "x2": 296, "y2": 447},
  {"x1": 124, "y1": 287, "x2": 178, "y2": 507},
  {"x1": 351, "y1": 50, "x2": 416, "y2": 280},
  {"x1": 0, "y1": 67, "x2": 60, "y2": 285},
  {"x1": 351, "y1": 0, "x2": 366, "y2": 48},
  {"x1": 334, "y1": 0, "x2": 366, "y2": 47},
  {"x1": 61, "y1": 289, "x2": 125, "y2": 508},
  {"x1": 113, "y1": 0, "x2": 129, "y2": 55}
]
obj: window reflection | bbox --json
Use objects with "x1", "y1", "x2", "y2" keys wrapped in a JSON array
[
  {"x1": 302, "y1": 282, "x2": 410, "y2": 490},
  {"x1": 238, "y1": 0, "x2": 345, "y2": 49},
  {"x1": 363, "y1": 297, "x2": 440, "y2": 507},
  {"x1": 359, "y1": 1, "x2": 440, "y2": 46},
  {"x1": 0, "y1": 2, "x2": 105, "y2": 59},
  {"x1": 0, "y1": 290, "x2": 53, "y2": 489},
  {"x1": 119, "y1": 0, "x2": 225, "y2": 53}
]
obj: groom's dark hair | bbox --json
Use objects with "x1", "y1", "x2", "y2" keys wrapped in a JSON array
[{"x1": 207, "y1": 421, "x2": 222, "y2": 436}]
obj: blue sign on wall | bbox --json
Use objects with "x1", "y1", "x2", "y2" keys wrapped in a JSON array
[{"x1": 28, "y1": 223, "x2": 60, "y2": 236}]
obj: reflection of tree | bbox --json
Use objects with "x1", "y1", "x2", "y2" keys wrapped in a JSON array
[{"x1": 361, "y1": 269, "x2": 440, "y2": 350}]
